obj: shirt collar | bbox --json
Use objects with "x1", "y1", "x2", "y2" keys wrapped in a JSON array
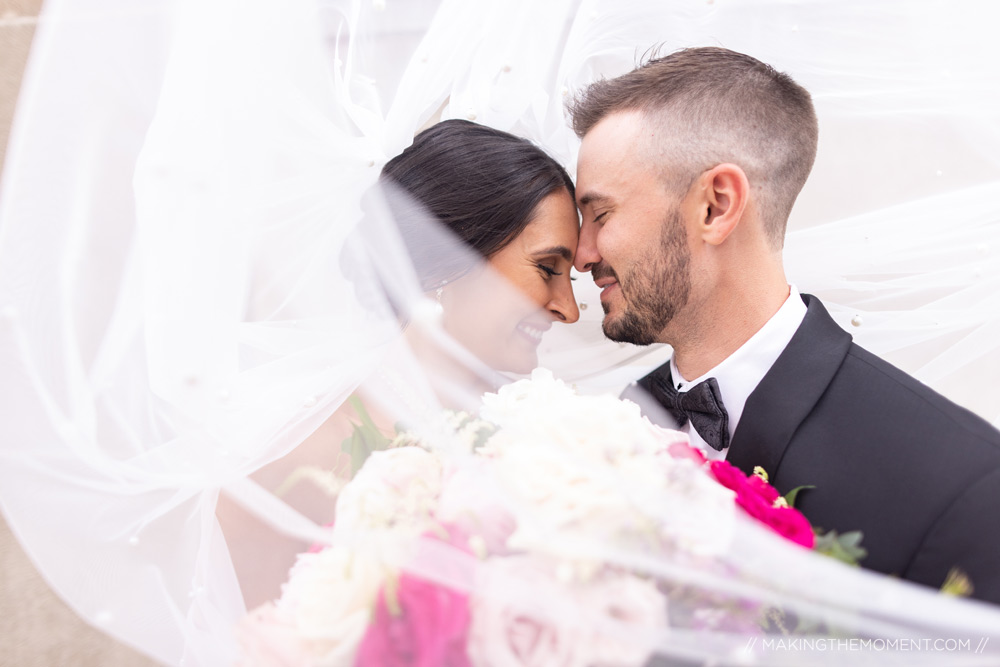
[{"x1": 669, "y1": 286, "x2": 807, "y2": 453}]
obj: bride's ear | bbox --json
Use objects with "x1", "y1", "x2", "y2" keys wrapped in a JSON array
[{"x1": 697, "y1": 163, "x2": 749, "y2": 246}]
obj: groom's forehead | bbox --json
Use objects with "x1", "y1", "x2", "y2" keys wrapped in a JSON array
[
  {"x1": 577, "y1": 113, "x2": 651, "y2": 178},
  {"x1": 577, "y1": 139, "x2": 656, "y2": 205},
  {"x1": 579, "y1": 112, "x2": 644, "y2": 153}
]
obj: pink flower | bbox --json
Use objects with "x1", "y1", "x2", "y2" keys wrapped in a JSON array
[
  {"x1": 708, "y1": 461, "x2": 815, "y2": 549},
  {"x1": 757, "y1": 505, "x2": 815, "y2": 549},
  {"x1": 438, "y1": 464, "x2": 517, "y2": 556},
  {"x1": 467, "y1": 556, "x2": 667, "y2": 667},
  {"x1": 354, "y1": 574, "x2": 471, "y2": 667},
  {"x1": 743, "y1": 473, "x2": 780, "y2": 505},
  {"x1": 354, "y1": 526, "x2": 473, "y2": 667},
  {"x1": 666, "y1": 441, "x2": 707, "y2": 465},
  {"x1": 467, "y1": 557, "x2": 579, "y2": 667}
]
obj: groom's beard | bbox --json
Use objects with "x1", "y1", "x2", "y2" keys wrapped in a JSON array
[{"x1": 599, "y1": 209, "x2": 691, "y2": 346}]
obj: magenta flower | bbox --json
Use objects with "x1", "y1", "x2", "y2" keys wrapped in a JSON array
[
  {"x1": 355, "y1": 526, "x2": 473, "y2": 667},
  {"x1": 708, "y1": 460, "x2": 815, "y2": 549}
]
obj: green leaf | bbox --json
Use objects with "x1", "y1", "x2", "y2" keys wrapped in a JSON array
[
  {"x1": 340, "y1": 429, "x2": 365, "y2": 476},
  {"x1": 340, "y1": 395, "x2": 394, "y2": 476},
  {"x1": 783, "y1": 485, "x2": 815, "y2": 508},
  {"x1": 349, "y1": 395, "x2": 382, "y2": 433},
  {"x1": 359, "y1": 423, "x2": 389, "y2": 451},
  {"x1": 813, "y1": 529, "x2": 867, "y2": 566}
]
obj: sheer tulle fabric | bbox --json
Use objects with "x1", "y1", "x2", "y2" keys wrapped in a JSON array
[{"x1": 1, "y1": 0, "x2": 999, "y2": 665}]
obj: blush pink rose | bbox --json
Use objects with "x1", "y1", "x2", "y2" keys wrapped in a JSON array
[
  {"x1": 467, "y1": 556, "x2": 668, "y2": 667},
  {"x1": 666, "y1": 441, "x2": 707, "y2": 465},
  {"x1": 467, "y1": 556, "x2": 580, "y2": 667},
  {"x1": 437, "y1": 464, "x2": 517, "y2": 556}
]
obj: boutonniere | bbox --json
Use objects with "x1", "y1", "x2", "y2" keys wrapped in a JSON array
[{"x1": 668, "y1": 442, "x2": 866, "y2": 564}]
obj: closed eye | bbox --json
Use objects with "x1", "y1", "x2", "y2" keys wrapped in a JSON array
[{"x1": 537, "y1": 264, "x2": 563, "y2": 278}]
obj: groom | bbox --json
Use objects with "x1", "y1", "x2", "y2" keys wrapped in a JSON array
[{"x1": 569, "y1": 47, "x2": 1000, "y2": 604}]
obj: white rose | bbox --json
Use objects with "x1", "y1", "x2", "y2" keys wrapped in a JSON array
[
  {"x1": 237, "y1": 546, "x2": 384, "y2": 667},
  {"x1": 479, "y1": 372, "x2": 735, "y2": 556},
  {"x1": 481, "y1": 371, "x2": 683, "y2": 465},
  {"x1": 333, "y1": 446, "x2": 442, "y2": 538},
  {"x1": 479, "y1": 368, "x2": 576, "y2": 428},
  {"x1": 493, "y1": 444, "x2": 647, "y2": 539}
]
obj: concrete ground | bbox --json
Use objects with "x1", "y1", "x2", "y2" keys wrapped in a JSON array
[{"x1": 1, "y1": 1, "x2": 159, "y2": 664}]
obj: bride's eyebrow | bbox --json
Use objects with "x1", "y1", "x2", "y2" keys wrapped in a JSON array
[{"x1": 532, "y1": 246, "x2": 573, "y2": 261}]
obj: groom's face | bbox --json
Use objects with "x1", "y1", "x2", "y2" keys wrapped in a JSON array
[{"x1": 574, "y1": 111, "x2": 693, "y2": 345}]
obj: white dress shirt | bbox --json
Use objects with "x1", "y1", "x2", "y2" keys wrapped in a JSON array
[{"x1": 670, "y1": 286, "x2": 807, "y2": 460}]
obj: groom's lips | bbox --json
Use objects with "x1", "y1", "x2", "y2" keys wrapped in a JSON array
[{"x1": 594, "y1": 276, "x2": 619, "y2": 300}]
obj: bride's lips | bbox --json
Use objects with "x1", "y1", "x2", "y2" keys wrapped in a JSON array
[{"x1": 515, "y1": 320, "x2": 551, "y2": 345}]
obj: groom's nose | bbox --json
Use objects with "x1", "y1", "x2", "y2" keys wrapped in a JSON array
[{"x1": 574, "y1": 220, "x2": 601, "y2": 273}]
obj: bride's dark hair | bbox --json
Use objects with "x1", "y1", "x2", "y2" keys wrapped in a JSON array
[{"x1": 380, "y1": 119, "x2": 575, "y2": 290}]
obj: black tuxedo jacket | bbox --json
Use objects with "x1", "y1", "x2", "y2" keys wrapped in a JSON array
[{"x1": 630, "y1": 294, "x2": 1000, "y2": 604}]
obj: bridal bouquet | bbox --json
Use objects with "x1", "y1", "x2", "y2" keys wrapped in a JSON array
[{"x1": 237, "y1": 370, "x2": 820, "y2": 666}]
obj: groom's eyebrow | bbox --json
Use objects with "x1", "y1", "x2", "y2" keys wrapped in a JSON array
[
  {"x1": 533, "y1": 246, "x2": 573, "y2": 261},
  {"x1": 578, "y1": 192, "x2": 610, "y2": 207}
]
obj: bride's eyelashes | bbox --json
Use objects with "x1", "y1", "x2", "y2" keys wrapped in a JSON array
[{"x1": 536, "y1": 263, "x2": 563, "y2": 279}]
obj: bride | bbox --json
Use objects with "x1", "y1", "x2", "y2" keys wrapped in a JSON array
[
  {"x1": 380, "y1": 118, "x2": 580, "y2": 374},
  {"x1": 218, "y1": 117, "x2": 583, "y2": 610},
  {"x1": 2, "y1": 0, "x2": 1000, "y2": 665}
]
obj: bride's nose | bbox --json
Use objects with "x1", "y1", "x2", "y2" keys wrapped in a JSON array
[{"x1": 549, "y1": 280, "x2": 580, "y2": 324}]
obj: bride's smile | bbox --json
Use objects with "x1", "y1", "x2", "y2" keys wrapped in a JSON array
[
  {"x1": 441, "y1": 190, "x2": 579, "y2": 373},
  {"x1": 513, "y1": 320, "x2": 549, "y2": 344}
]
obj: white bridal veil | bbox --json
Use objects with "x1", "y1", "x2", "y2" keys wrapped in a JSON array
[{"x1": 2, "y1": 0, "x2": 1000, "y2": 665}]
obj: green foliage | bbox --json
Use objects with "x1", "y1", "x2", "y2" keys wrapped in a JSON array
[
  {"x1": 941, "y1": 568, "x2": 973, "y2": 597},
  {"x1": 813, "y1": 529, "x2": 867, "y2": 567},
  {"x1": 340, "y1": 395, "x2": 393, "y2": 475},
  {"x1": 782, "y1": 484, "x2": 815, "y2": 508}
]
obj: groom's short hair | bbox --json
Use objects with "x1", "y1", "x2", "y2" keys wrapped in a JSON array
[{"x1": 568, "y1": 47, "x2": 818, "y2": 248}]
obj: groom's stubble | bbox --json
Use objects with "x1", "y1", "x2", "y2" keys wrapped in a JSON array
[{"x1": 600, "y1": 207, "x2": 691, "y2": 346}]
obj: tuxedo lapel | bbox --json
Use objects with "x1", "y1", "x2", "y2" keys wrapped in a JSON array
[{"x1": 727, "y1": 294, "x2": 853, "y2": 477}]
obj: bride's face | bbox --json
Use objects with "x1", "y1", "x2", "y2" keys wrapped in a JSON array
[{"x1": 442, "y1": 190, "x2": 580, "y2": 373}]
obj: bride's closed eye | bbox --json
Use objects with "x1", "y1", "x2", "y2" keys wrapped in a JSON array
[
  {"x1": 537, "y1": 263, "x2": 563, "y2": 278},
  {"x1": 529, "y1": 244, "x2": 574, "y2": 281}
]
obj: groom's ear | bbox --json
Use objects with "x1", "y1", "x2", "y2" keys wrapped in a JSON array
[{"x1": 696, "y1": 163, "x2": 749, "y2": 246}]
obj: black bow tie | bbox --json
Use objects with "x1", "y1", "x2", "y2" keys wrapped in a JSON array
[{"x1": 638, "y1": 366, "x2": 731, "y2": 451}]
